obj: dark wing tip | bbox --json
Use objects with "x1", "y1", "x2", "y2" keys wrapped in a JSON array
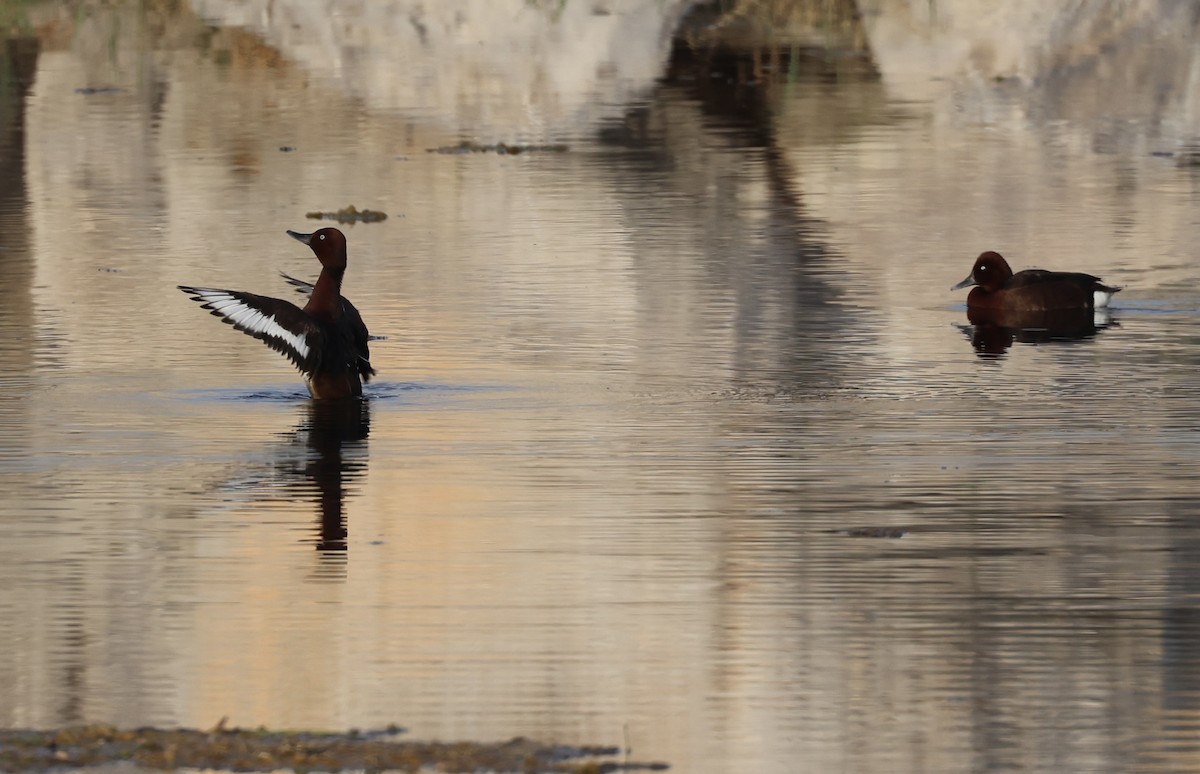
[{"x1": 279, "y1": 272, "x2": 315, "y2": 296}]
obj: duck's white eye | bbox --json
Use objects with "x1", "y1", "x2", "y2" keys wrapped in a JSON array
[{"x1": 319, "y1": 234, "x2": 326, "y2": 240}]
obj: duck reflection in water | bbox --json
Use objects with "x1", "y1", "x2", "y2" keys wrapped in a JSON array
[
  {"x1": 295, "y1": 398, "x2": 371, "y2": 554},
  {"x1": 206, "y1": 399, "x2": 369, "y2": 574},
  {"x1": 960, "y1": 306, "x2": 1118, "y2": 357}
]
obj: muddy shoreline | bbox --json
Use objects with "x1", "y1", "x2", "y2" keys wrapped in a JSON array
[{"x1": 0, "y1": 724, "x2": 669, "y2": 772}]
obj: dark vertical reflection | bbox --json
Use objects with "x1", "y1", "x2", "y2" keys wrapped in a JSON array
[
  {"x1": 0, "y1": 35, "x2": 38, "y2": 373},
  {"x1": 0, "y1": 34, "x2": 40, "y2": 724},
  {"x1": 591, "y1": 13, "x2": 894, "y2": 765},
  {"x1": 593, "y1": 4, "x2": 886, "y2": 390},
  {"x1": 1153, "y1": 513, "x2": 1200, "y2": 767},
  {"x1": 0, "y1": 34, "x2": 76, "y2": 729},
  {"x1": 53, "y1": 562, "x2": 88, "y2": 726}
]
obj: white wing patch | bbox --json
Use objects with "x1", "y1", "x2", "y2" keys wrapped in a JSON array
[{"x1": 187, "y1": 289, "x2": 311, "y2": 359}]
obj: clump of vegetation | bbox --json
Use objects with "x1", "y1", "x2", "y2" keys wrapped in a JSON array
[
  {"x1": 305, "y1": 205, "x2": 388, "y2": 223},
  {"x1": 838, "y1": 526, "x2": 908, "y2": 538},
  {"x1": 427, "y1": 140, "x2": 570, "y2": 155}
]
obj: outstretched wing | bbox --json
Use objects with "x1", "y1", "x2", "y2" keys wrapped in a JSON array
[
  {"x1": 178, "y1": 286, "x2": 323, "y2": 374},
  {"x1": 279, "y1": 272, "x2": 374, "y2": 382},
  {"x1": 279, "y1": 272, "x2": 314, "y2": 296}
]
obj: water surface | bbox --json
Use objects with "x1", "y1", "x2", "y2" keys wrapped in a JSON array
[{"x1": 3, "y1": 2, "x2": 1200, "y2": 772}]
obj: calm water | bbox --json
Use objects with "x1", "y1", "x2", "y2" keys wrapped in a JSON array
[{"x1": 3, "y1": 2, "x2": 1200, "y2": 772}]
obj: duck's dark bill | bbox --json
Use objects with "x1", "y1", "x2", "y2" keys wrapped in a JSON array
[
  {"x1": 286, "y1": 230, "x2": 313, "y2": 245},
  {"x1": 952, "y1": 274, "x2": 977, "y2": 290}
]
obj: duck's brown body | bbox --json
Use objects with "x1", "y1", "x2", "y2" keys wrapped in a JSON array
[{"x1": 953, "y1": 251, "x2": 1120, "y2": 311}]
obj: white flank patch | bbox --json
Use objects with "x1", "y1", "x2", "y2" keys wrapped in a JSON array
[
  {"x1": 1093, "y1": 289, "x2": 1115, "y2": 308},
  {"x1": 194, "y1": 290, "x2": 310, "y2": 359}
]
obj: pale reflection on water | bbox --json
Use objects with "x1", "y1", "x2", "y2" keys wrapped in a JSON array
[{"x1": 3, "y1": 1, "x2": 1200, "y2": 773}]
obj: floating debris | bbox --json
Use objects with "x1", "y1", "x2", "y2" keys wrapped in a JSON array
[
  {"x1": 305, "y1": 205, "x2": 388, "y2": 223},
  {"x1": 279, "y1": 145, "x2": 296, "y2": 152},
  {"x1": 427, "y1": 140, "x2": 570, "y2": 155},
  {"x1": 75, "y1": 87, "x2": 125, "y2": 95},
  {"x1": 0, "y1": 724, "x2": 669, "y2": 772},
  {"x1": 838, "y1": 527, "x2": 908, "y2": 539}
]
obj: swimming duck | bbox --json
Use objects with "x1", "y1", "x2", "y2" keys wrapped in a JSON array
[{"x1": 953, "y1": 251, "x2": 1121, "y2": 311}]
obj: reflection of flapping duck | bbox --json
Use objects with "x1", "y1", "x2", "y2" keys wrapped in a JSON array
[
  {"x1": 298, "y1": 398, "x2": 371, "y2": 554},
  {"x1": 205, "y1": 399, "x2": 371, "y2": 556}
]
